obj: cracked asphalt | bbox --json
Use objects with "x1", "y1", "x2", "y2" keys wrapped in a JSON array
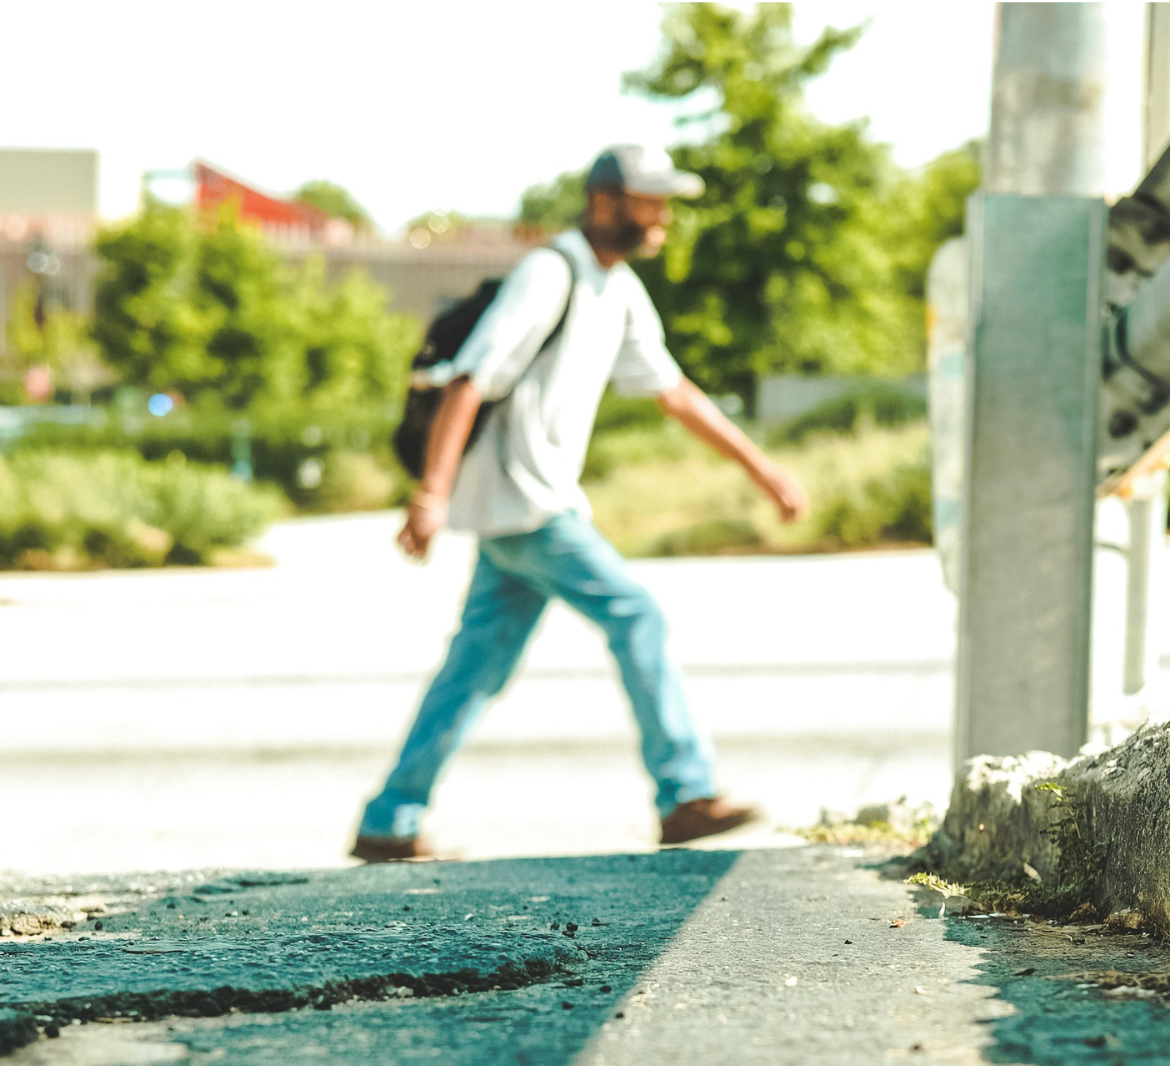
[{"x1": 5, "y1": 846, "x2": 1170, "y2": 1065}]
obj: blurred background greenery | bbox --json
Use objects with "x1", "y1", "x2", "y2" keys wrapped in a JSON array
[{"x1": 0, "y1": 4, "x2": 974, "y2": 570}]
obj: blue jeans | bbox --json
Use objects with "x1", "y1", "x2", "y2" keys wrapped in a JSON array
[{"x1": 359, "y1": 513, "x2": 716, "y2": 839}]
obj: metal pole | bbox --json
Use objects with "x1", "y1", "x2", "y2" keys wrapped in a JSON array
[
  {"x1": 1123, "y1": 470, "x2": 1168, "y2": 695},
  {"x1": 1112, "y1": 5, "x2": 1170, "y2": 709}
]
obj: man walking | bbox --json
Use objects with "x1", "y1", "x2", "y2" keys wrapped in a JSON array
[{"x1": 352, "y1": 145, "x2": 808, "y2": 862}]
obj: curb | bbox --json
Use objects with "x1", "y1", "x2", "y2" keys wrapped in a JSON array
[{"x1": 917, "y1": 721, "x2": 1170, "y2": 933}]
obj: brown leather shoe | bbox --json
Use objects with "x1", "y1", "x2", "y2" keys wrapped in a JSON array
[
  {"x1": 350, "y1": 835, "x2": 434, "y2": 863},
  {"x1": 659, "y1": 797, "x2": 761, "y2": 845}
]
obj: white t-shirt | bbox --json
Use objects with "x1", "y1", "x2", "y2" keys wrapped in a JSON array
[{"x1": 432, "y1": 228, "x2": 683, "y2": 538}]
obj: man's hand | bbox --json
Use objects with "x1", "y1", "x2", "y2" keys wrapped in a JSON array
[
  {"x1": 751, "y1": 461, "x2": 809, "y2": 524},
  {"x1": 397, "y1": 492, "x2": 449, "y2": 560},
  {"x1": 398, "y1": 377, "x2": 483, "y2": 561}
]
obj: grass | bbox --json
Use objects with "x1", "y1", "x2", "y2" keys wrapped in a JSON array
[
  {"x1": 586, "y1": 419, "x2": 932, "y2": 557},
  {"x1": 796, "y1": 821, "x2": 934, "y2": 849}
]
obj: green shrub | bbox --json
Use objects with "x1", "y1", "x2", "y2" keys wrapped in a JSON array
[
  {"x1": 813, "y1": 460, "x2": 932, "y2": 549},
  {"x1": 592, "y1": 390, "x2": 666, "y2": 433},
  {"x1": 303, "y1": 449, "x2": 402, "y2": 513},
  {"x1": 9, "y1": 405, "x2": 409, "y2": 512},
  {"x1": 588, "y1": 420, "x2": 933, "y2": 557},
  {"x1": 583, "y1": 420, "x2": 694, "y2": 481},
  {"x1": 766, "y1": 383, "x2": 927, "y2": 446},
  {"x1": 647, "y1": 518, "x2": 763, "y2": 557},
  {"x1": 0, "y1": 450, "x2": 283, "y2": 570}
]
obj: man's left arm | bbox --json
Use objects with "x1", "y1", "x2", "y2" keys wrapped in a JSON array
[{"x1": 656, "y1": 378, "x2": 809, "y2": 523}]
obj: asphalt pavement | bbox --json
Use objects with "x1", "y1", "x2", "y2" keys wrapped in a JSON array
[{"x1": 5, "y1": 846, "x2": 1170, "y2": 1065}]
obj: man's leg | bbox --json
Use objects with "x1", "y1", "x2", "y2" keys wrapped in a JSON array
[
  {"x1": 481, "y1": 513, "x2": 717, "y2": 819},
  {"x1": 357, "y1": 549, "x2": 547, "y2": 845}
]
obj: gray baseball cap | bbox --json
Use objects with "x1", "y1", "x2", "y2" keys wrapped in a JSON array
[{"x1": 585, "y1": 145, "x2": 705, "y2": 199}]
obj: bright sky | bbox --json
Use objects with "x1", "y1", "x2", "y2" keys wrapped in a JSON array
[{"x1": 0, "y1": 2, "x2": 1149, "y2": 234}]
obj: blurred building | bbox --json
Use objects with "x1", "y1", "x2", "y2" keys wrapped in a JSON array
[
  {"x1": 286, "y1": 226, "x2": 536, "y2": 320},
  {"x1": 1, "y1": 151, "x2": 539, "y2": 390},
  {"x1": 198, "y1": 161, "x2": 362, "y2": 246},
  {"x1": 145, "y1": 160, "x2": 348, "y2": 245},
  {"x1": 0, "y1": 148, "x2": 97, "y2": 246},
  {"x1": 147, "y1": 161, "x2": 537, "y2": 320}
]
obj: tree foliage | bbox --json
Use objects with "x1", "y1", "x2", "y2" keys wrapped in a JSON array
[
  {"x1": 518, "y1": 4, "x2": 980, "y2": 406},
  {"x1": 294, "y1": 257, "x2": 420, "y2": 408},
  {"x1": 6, "y1": 281, "x2": 96, "y2": 372},
  {"x1": 882, "y1": 140, "x2": 981, "y2": 304},
  {"x1": 404, "y1": 209, "x2": 473, "y2": 245},
  {"x1": 294, "y1": 180, "x2": 374, "y2": 232},
  {"x1": 92, "y1": 206, "x2": 202, "y2": 394},
  {"x1": 4, "y1": 279, "x2": 105, "y2": 402},
  {"x1": 92, "y1": 204, "x2": 419, "y2": 411},
  {"x1": 518, "y1": 170, "x2": 586, "y2": 232}
]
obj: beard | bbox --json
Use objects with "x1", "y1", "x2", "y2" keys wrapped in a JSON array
[
  {"x1": 593, "y1": 202, "x2": 665, "y2": 257},
  {"x1": 609, "y1": 216, "x2": 650, "y2": 255}
]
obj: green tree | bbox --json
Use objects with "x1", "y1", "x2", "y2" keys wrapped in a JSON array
[
  {"x1": 883, "y1": 141, "x2": 981, "y2": 304},
  {"x1": 517, "y1": 5, "x2": 978, "y2": 408},
  {"x1": 92, "y1": 204, "x2": 206, "y2": 393},
  {"x1": 7, "y1": 281, "x2": 95, "y2": 372},
  {"x1": 626, "y1": 3, "x2": 919, "y2": 405},
  {"x1": 294, "y1": 180, "x2": 373, "y2": 232},
  {"x1": 294, "y1": 257, "x2": 419, "y2": 410},
  {"x1": 91, "y1": 204, "x2": 420, "y2": 410},
  {"x1": 518, "y1": 170, "x2": 587, "y2": 233},
  {"x1": 190, "y1": 207, "x2": 302, "y2": 408},
  {"x1": 5, "y1": 280, "x2": 107, "y2": 401}
]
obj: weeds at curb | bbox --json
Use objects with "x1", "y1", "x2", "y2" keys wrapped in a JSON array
[{"x1": 907, "y1": 782, "x2": 1107, "y2": 923}]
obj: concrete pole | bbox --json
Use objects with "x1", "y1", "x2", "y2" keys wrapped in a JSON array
[
  {"x1": 955, "y1": 4, "x2": 1108, "y2": 764},
  {"x1": 984, "y1": 3, "x2": 1107, "y2": 197}
]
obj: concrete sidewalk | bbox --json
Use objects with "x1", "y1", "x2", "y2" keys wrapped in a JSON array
[
  {"x1": 4, "y1": 846, "x2": 1170, "y2": 1064},
  {"x1": 3, "y1": 511, "x2": 1162, "y2": 876},
  {"x1": 0, "y1": 515, "x2": 957, "y2": 876}
]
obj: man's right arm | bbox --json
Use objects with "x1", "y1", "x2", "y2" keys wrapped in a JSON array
[
  {"x1": 656, "y1": 377, "x2": 808, "y2": 523},
  {"x1": 397, "y1": 376, "x2": 483, "y2": 560},
  {"x1": 397, "y1": 246, "x2": 571, "y2": 560}
]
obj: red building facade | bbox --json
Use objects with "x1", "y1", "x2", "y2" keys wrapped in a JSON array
[{"x1": 193, "y1": 162, "x2": 333, "y2": 243}]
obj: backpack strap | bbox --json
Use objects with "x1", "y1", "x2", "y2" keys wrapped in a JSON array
[
  {"x1": 494, "y1": 244, "x2": 575, "y2": 401},
  {"x1": 458, "y1": 246, "x2": 575, "y2": 458},
  {"x1": 536, "y1": 245, "x2": 575, "y2": 356}
]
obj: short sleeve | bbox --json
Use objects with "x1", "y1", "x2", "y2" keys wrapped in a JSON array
[
  {"x1": 609, "y1": 272, "x2": 683, "y2": 397},
  {"x1": 438, "y1": 248, "x2": 572, "y2": 401}
]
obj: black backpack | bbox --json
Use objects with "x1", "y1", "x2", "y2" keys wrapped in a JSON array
[{"x1": 392, "y1": 247, "x2": 574, "y2": 480}]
